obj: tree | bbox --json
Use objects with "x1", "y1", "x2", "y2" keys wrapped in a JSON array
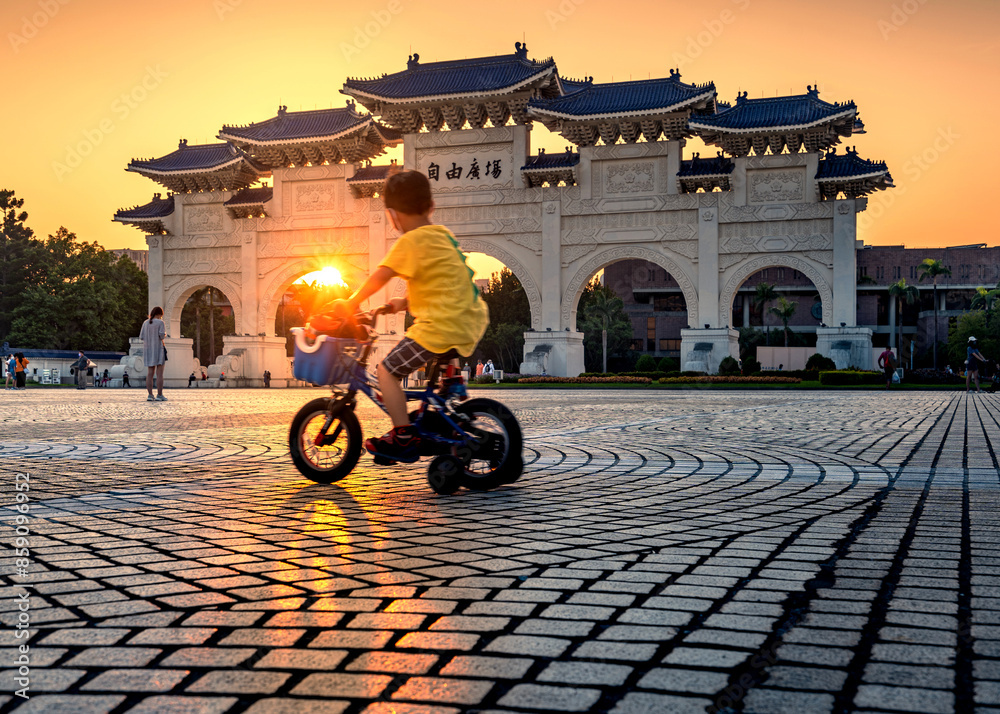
[
  {"x1": 971, "y1": 286, "x2": 1000, "y2": 314},
  {"x1": 7, "y1": 227, "x2": 147, "y2": 351},
  {"x1": 753, "y1": 282, "x2": 778, "y2": 345},
  {"x1": 181, "y1": 287, "x2": 236, "y2": 366},
  {"x1": 888, "y1": 278, "x2": 919, "y2": 358},
  {"x1": 918, "y1": 258, "x2": 952, "y2": 369},
  {"x1": 481, "y1": 268, "x2": 530, "y2": 327},
  {"x1": 768, "y1": 296, "x2": 798, "y2": 347},
  {"x1": 0, "y1": 190, "x2": 39, "y2": 342},
  {"x1": 583, "y1": 286, "x2": 624, "y2": 373},
  {"x1": 577, "y1": 277, "x2": 632, "y2": 373}
]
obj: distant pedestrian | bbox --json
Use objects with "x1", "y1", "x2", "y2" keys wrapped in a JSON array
[
  {"x1": 878, "y1": 347, "x2": 897, "y2": 390},
  {"x1": 778, "y1": 364, "x2": 784, "y2": 371},
  {"x1": 476, "y1": 360, "x2": 484, "y2": 377},
  {"x1": 188, "y1": 372, "x2": 196, "y2": 388},
  {"x1": 263, "y1": 370, "x2": 271, "y2": 388},
  {"x1": 140, "y1": 306, "x2": 167, "y2": 402},
  {"x1": 4, "y1": 354, "x2": 13, "y2": 390},
  {"x1": 72, "y1": 350, "x2": 89, "y2": 390},
  {"x1": 484, "y1": 359, "x2": 494, "y2": 376},
  {"x1": 967, "y1": 336, "x2": 987, "y2": 393},
  {"x1": 102, "y1": 368, "x2": 110, "y2": 387},
  {"x1": 14, "y1": 353, "x2": 28, "y2": 389},
  {"x1": 122, "y1": 368, "x2": 130, "y2": 388}
]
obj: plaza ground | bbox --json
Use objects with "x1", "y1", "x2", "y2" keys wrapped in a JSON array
[{"x1": 1, "y1": 388, "x2": 998, "y2": 713}]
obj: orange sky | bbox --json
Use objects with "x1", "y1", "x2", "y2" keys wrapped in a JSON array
[{"x1": 4, "y1": 0, "x2": 998, "y2": 278}]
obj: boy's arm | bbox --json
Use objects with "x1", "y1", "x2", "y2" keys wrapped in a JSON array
[{"x1": 341, "y1": 266, "x2": 399, "y2": 313}]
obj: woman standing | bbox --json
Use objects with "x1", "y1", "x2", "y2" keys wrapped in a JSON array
[{"x1": 140, "y1": 306, "x2": 167, "y2": 402}]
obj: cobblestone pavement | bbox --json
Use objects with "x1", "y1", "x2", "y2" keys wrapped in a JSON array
[{"x1": 1, "y1": 388, "x2": 998, "y2": 714}]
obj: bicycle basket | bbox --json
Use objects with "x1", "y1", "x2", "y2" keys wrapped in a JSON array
[{"x1": 291, "y1": 327, "x2": 361, "y2": 386}]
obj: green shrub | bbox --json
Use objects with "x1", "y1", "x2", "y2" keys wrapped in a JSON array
[
  {"x1": 657, "y1": 356, "x2": 678, "y2": 372},
  {"x1": 742, "y1": 358, "x2": 761, "y2": 376},
  {"x1": 635, "y1": 354, "x2": 658, "y2": 372},
  {"x1": 806, "y1": 353, "x2": 837, "y2": 372},
  {"x1": 680, "y1": 370, "x2": 707, "y2": 377},
  {"x1": 818, "y1": 370, "x2": 883, "y2": 386},
  {"x1": 718, "y1": 356, "x2": 741, "y2": 376}
]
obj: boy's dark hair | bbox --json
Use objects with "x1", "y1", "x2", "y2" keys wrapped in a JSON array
[{"x1": 383, "y1": 170, "x2": 433, "y2": 215}]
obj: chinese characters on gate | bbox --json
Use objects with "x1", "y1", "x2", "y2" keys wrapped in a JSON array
[{"x1": 427, "y1": 158, "x2": 503, "y2": 183}]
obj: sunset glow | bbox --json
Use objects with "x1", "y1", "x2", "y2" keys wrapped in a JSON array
[{"x1": 297, "y1": 266, "x2": 348, "y2": 288}]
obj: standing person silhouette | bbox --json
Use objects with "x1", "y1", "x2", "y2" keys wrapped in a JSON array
[
  {"x1": 967, "y1": 336, "x2": 987, "y2": 394},
  {"x1": 140, "y1": 306, "x2": 167, "y2": 402}
]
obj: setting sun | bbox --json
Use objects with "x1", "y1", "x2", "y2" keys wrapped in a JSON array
[{"x1": 297, "y1": 266, "x2": 348, "y2": 289}]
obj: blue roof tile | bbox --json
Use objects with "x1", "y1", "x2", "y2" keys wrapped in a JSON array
[
  {"x1": 129, "y1": 141, "x2": 265, "y2": 173},
  {"x1": 348, "y1": 164, "x2": 393, "y2": 183},
  {"x1": 678, "y1": 153, "x2": 734, "y2": 177},
  {"x1": 114, "y1": 194, "x2": 175, "y2": 220},
  {"x1": 343, "y1": 43, "x2": 557, "y2": 101},
  {"x1": 816, "y1": 147, "x2": 889, "y2": 179},
  {"x1": 220, "y1": 105, "x2": 399, "y2": 144},
  {"x1": 223, "y1": 187, "x2": 273, "y2": 206},
  {"x1": 528, "y1": 71, "x2": 715, "y2": 119},
  {"x1": 521, "y1": 149, "x2": 580, "y2": 170},
  {"x1": 690, "y1": 87, "x2": 855, "y2": 131}
]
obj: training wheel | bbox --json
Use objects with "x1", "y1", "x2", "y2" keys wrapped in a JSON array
[{"x1": 427, "y1": 455, "x2": 462, "y2": 495}]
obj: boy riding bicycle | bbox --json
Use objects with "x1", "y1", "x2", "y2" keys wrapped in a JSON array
[{"x1": 328, "y1": 170, "x2": 489, "y2": 463}]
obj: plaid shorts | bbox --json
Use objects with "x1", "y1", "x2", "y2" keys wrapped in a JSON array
[{"x1": 381, "y1": 338, "x2": 442, "y2": 379}]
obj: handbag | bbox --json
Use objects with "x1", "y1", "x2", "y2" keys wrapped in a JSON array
[{"x1": 163, "y1": 346, "x2": 168, "y2": 362}]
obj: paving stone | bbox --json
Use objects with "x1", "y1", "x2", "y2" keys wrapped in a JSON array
[
  {"x1": 123, "y1": 695, "x2": 239, "y2": 713},
  {"x1": 161, "y1": 648, "x2": 257, "y2": 668},
  {"x1": 307, "y1": 630, "x2": 393, "y2": 649},
  {"x1": 538, "y1": 661, "x2": 633, "y2": 686},
  {"x1": 0, "y1": 667, "x2": 85, "y2": 691},
  {"x1": 243, "y1": 699, "x2": 349, "y2": 714},
  {"x1": 81, "y1": 668, "x2": 189, "y2": 692},
  {"x1": 291, "y1": 672, "x2": 393, "y2": 698},
  {"x1": 186, "y1": 670, "x2": 290, "y2": 694},
  {"x1": 14, "y1": 695, "x2": 126, "y2": 714},
  {"x1": 392, "y1": 676, "x2": 494, "y2": 704},
  {"x1": 345, "y1": 651, "x2": 438, "y2": 674},
  {"x1": 65, "y1": 647, "x2": 161, "y2": 668},
  {"x1": 854, "y1": 684, "x2": 954, "y2": 714},
  {"x1": 609, "y1": 692, "x2": 713, "y2": 714},
  {"x1": 638, "y1": 667, "x2": 729, "y2": 693},
  {"x1": 253, "y1": 648, "x2": 348, "y2": 670},
  {"x1": 396, "y1": 631, "x2": 480, "y2": 650},
  {"x1": 743, "y1": 689, "x2": 836, "y2": 714},
  {"x1": 485, "y1": 635, "x2": 571, "y2": 657},
  {"x1": 498, "y1": 683, "x2": 602, "y2": 711}
]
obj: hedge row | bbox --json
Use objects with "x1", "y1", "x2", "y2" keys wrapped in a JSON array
[
  {"x1": 658, "y1": 376, "x2": 801, "y2": 385},
  {"x1": 518, "y1": 376, "x2": 653, "y2": 384},
  {"x1": 818, "y1": 370, "x2": 884, "y2": 385}
]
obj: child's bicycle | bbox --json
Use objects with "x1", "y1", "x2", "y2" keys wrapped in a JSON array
[{"x1": 287, "y1": 306, "x2": 523, "y2": 494}]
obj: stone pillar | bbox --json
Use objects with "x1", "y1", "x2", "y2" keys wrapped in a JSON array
[
  {"x1": 666, "y1": 140, "x2": 683, "y2": 195},
  {"x1": 832, "y1": 198, "x2": 858, "y2": 327},
  {"x1": 697, "y1": 206, "x2": 719, "y2": 328},
  {"x1": 221, "y1": 335, "x2": 290, "y2": 387},
  {"x1": 240, "y1": 229, "x2": 258, "y2": 336},
  {"x1": 542, "y1": 200, "x2": 561, "y2": 330},
  {"x1": 679, "y1": 327, "x2": 739, "y2": 374},
  {"x1": 161, "y1": 337, "x2": 196, "y2": 389},
  {"x1": 742, "y1": 297, "x2": 750, "y2": 327},
  {"x1": 146, "y1": 234, "x2": 164, "y2": 314},
  {"x1": 521, "y1": 330, "x2": 584, "y2": 377},
  {"x1": 816, "y1": 326, "x2": 874, "y2": 370}
]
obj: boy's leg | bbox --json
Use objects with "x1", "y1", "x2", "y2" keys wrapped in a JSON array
[{"x1": 377, "y1": 362, "x2": 409, "y2": 427}]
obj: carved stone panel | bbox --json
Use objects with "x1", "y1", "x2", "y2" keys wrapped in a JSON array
[
  {"x1": 416, "y1": 143, "x2": 514, "y2": 193},
  {"x1": 293, "y1": 182, "x2": 343, "y2": 213},
  {"x1": 185, "y1": 206, "x2": 224, "y2": 234},
  {"x1": 747, "y1": 168, "x2": 806, "y2": 205},
  {"x1": 604, "y1": 161, "x2": 655, "y2": 195}
]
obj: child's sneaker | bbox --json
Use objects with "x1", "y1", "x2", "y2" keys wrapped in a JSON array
[{"x1": 365, "y1": 426, "x2": 421, "y2": 464}]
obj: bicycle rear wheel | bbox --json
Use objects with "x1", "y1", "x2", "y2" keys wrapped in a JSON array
[{"x1": 453, "y1": 398, "x2": 523, "y2": 491}]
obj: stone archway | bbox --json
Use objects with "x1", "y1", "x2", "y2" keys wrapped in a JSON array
[
  {"x1": 561, "y1": 246, "x2": 699, "y2": 330},
  {"x1": 457, "y1": 238, "x2": 543, "y2": 330},
  {"x1": 719, "y1": 255, "x2": 833, "y2": 328},
  {"x1": 163, "y1": 275, "x2": 243, "y2": 340}
]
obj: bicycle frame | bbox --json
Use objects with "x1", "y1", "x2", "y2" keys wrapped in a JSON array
[{"x1": 318, "y1": 314, "x2": 469, "y2": 449}]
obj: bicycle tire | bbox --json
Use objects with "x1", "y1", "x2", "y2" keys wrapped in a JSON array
[
  {"x1": 288, "y1": 398, "x2": 362, "y2": 484},
  {"x1": 454, "y1": 398, "x2": 523, "y2": 491}
]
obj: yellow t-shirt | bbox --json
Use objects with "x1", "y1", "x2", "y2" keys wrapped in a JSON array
[{"x1": 379, "y1": 225, "x2": 489, "y2": 356}]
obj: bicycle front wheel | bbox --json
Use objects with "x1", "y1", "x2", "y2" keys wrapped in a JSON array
[{"x1": 289, "y1": 398, "x2": 361, "y2": 484}]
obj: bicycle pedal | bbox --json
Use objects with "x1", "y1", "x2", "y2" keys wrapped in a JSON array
[{"x1": 372, "y1": 455, "x2": 395, "y2": 466}]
